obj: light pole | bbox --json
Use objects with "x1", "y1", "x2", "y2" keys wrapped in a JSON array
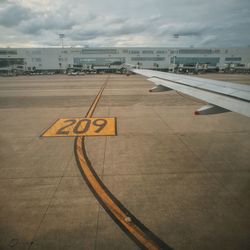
[
  {"x1": 59, "y1": 34, "x2": 65, "y2": 48},
  {"x1": 172, "y1": 34, "x2": 179, "y2": 73},
  {"x1": 173, "y1": 54, "x2": 176, "y2": 72},
  {"x1": 172, "y1": 49, "x2": 177, "y2": 72}
]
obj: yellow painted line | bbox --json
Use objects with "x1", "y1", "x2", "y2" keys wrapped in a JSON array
[
  {"x1": 75, "y1": 137, "x2": 166, "y2": 249},
  {"x1": 41, "y1": 117, "x2": 117, "y2": 137},
  {"x1": 85, "y1": 79, "x2": 108, "y2": 118},
  {"x1": 74, "y1": 77, "x2": 172, "y2": 249}
]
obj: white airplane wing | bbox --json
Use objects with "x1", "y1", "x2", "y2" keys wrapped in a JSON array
[{"x1": 132, "y1": 69, "x2": 250, "y2": 117}]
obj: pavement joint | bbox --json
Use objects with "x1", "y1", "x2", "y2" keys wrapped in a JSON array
[{"x1": 27, "y1": 151, "x2": 74, "y2": 249}]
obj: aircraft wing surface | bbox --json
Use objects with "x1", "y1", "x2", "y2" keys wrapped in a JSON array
[{"x1": 132, "y1": 69, "x2": 250, "y2": 117}]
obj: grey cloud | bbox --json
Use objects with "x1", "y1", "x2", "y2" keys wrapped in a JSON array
[
  {"x1": 0, "y1": 4, "x2": 32, "y2": 27},
  {"x1": 19, "y1": 10, "x2": 76, "y2": 35},
  {"x1": 0, "y1": 0, "x2": 250, "y2": 48},
  {"x1": 176, "y1": 31, "x2": 202, "y2": 37},
  {"x1": 20, "y1": 17, "x2": 75, "y2": 35},
  {"x1": 0, "y1": 2, "x2": 76, "y2": 34},
  {"x1": 105, "y1": 16, "x2": 127, "y2": 25},
  {"x1": 158, "y1": 23, "x2": 207, "y2": 37},
  {"x1": 70, "y1": 16, "x2": 157, "y2": 43},
  {"x1": 197, "y1": 35, "x2": 217, "y2": 46},
  {"x1": 71, "y1": 30, "x2": 105, "y2": 41}
]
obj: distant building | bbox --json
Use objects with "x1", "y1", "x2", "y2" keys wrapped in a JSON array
[{"x1": 0, "y1": 47, "x2": 250, "y2": 73}]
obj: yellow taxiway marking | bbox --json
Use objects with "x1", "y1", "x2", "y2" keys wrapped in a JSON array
[
  {"x1": 42, "y1": 76, "x2": 171, "y2": 249},
  {"x1": 41, "y1": 117, "x2": 117, "y2": 137},
  {"x1": 74, "y1": 77, "x2": 171, "y2": 249},
  {"x1": 75, "y1": 136, "x2": 162, "y2": 250}
]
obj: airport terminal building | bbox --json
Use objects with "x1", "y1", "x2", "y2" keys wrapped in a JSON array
[{"x1": 0, "y1": 47, "x2": 250, "y2": 74}]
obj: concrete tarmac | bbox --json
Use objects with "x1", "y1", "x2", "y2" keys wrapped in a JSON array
[{"x1": 0, "y1": 73, "x2": 250, "y2": 250}]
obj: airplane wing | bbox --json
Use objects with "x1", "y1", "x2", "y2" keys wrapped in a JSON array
[{"x1": 132, "y1": 69, "x2": 250, "y2": 117}]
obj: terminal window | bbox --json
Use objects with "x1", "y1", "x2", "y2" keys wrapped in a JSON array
[
  {"x1": 225, "y1": 57, "x2": 241, "y2": 61},
  {"x1": 32, "y1": 58, "x2": 42, "y2": 62},
  {"x1": 156, "y1": 50, "x2": 165, "y2": 54},
  {"x1": 81, "y1": 49, "x2": 118, "y2": 54},
  {"x1": 129, "y1": 50, "x2": 140, "y2": 54},
  {"x1": 142, "y1": 50, "x2": 154, "y2": 54},
  {"x1": 131, "y1": 57, "x2": 165, "y2": 61},
  {"x1": 74, "y1": 57, "x2": 125, "y2": 66},
  {"x1": 172, "y1": 57, "x2": 220, "y2": 66},
  {"x1": 32, "y1": 50, "x2": 42, "y2": 55},
  {"x1": 179, "y1": 49, "x2": 212, "y2": 54},
  {"x1": 0, "y1": 50, "x2": 17, "y2": 55},
  {"x1": 0, "y1": 58, "x2": 24, "y2": 67}
]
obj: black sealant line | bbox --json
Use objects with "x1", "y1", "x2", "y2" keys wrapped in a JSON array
[
  {"x1": 73, "y1": 77, "x2": 173, "y2": 249},
  {"x1": 74, "y1": 137, "x2": 173, "y2": 250}
]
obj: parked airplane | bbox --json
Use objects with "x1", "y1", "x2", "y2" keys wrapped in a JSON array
[{"x1": 130, "y1": 68, "x2": 250, "y2": 117}]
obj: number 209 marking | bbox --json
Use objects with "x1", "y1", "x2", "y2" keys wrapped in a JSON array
[
  {"x1": 41, "y1": 117, "x2": 116, "y2": 137},
  {"x1": 57, "y1": 118, "x2": 107, "y2": 135}
]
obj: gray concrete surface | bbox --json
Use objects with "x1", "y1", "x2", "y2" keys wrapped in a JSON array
[{"x1": 0, "y1": 73, "x2": 249, "y2": 250}]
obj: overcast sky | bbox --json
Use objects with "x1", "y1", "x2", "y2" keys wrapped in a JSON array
[{"x1": 0, "y1": 0, "x2": 250, "y2": 48}]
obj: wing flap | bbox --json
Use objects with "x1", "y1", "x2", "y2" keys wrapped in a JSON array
[
  {"x1": 147, "y1": 76, "x2": 250, "y2": 117},
  {"x1": 133, "y1": 69, "x2": 250, "y2": 102}
]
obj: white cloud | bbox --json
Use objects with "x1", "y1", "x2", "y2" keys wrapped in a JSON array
[{"x1": 0, "y1": 0, "x2": 250, "y2": 47}]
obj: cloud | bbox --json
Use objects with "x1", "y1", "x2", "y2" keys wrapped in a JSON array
[
  {"x1": 158, "y1": 23, "x2": 207, "y2": 38},
  {"x1": 0, "y1": 1, "x2": 76, "y2": 35},
  {"x1": 0, "y1": 0, "x2": 250, "y2": 47},
  {"x1": 0, "y1": 3, "x2": 32, "y2": 27},
  {"x1": 69, "y1": 16, "x2": 150, "y2": 43},
  {"x1": 20, "y1": 13, "x2": 76, "y2": 35}
]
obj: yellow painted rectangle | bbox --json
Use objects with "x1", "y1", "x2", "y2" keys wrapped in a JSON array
[{"x1": 41, "y1": 117, "x2": 117, "y2": 137}]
